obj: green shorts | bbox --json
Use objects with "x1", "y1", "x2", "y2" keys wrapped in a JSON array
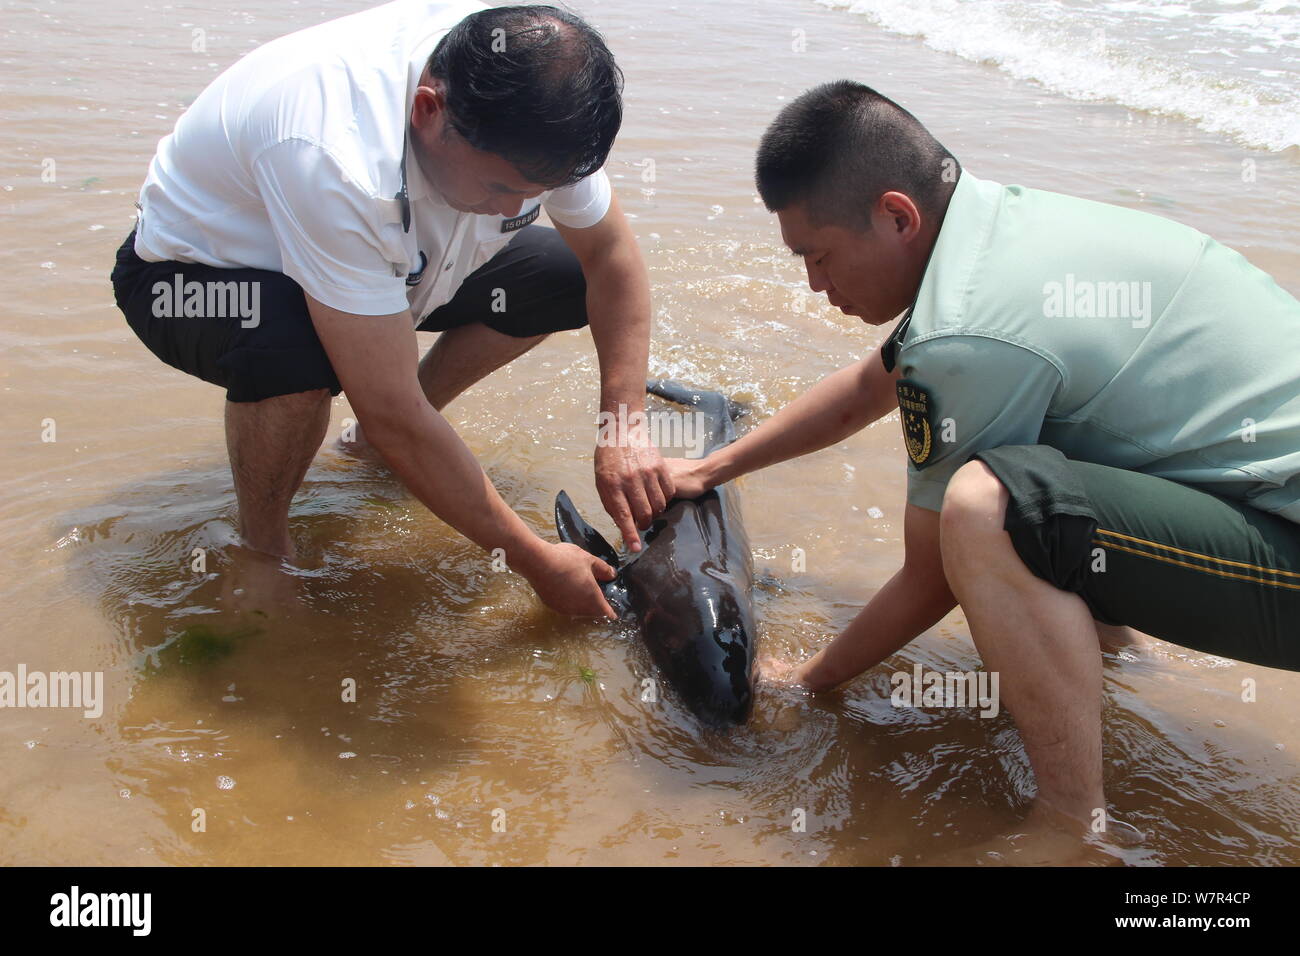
[{"x1": 972, "y1": 444, "x2": 1300, "y2": 672}]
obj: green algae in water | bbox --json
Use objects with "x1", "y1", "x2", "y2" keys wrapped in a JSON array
[{"x1": 148, "y1": 621, "x2": 264, "y2": 671}]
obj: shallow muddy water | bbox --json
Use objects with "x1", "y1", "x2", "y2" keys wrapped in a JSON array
[{"x1": 1, "y1": 0, "x2": 1298, "y2": 864}]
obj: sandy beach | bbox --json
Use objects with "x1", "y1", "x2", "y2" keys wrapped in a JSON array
[{"x1": 1, "y1": 0, "x2": 1298, "y2": 865}]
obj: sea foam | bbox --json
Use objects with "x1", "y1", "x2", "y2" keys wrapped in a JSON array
[{"x1": 816, "y1": 0, "x2": 1300, "y2": 151}]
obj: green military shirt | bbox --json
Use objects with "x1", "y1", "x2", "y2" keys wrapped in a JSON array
[{"x1": 882, "y1": 169, "x2": 1300, "y2": 522}]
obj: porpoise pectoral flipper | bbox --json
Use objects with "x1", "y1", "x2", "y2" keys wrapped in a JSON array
[
  {"x1": 555, "y1": 489, "x2": 632, "y2": 617},
  {"x1": 553, "y1": 381, "x2": 759, "y2": 728},
  {"x1": 555, "y1": 489, "x2": 621, "y2": 569}
]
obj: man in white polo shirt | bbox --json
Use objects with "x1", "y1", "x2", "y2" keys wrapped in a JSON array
[{"x1": 112, "y1": 2, "x2": 674, "y2": 619}]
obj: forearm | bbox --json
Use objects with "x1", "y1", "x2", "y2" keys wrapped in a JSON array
[
  {"x1": 798, "y1": 561, "x2": 958, "y2": 691},
  {"x1": 364, "y1": 403, "x2": 548, "y2": 575},
  {"x1": 703, "y1": 344, "x2": 897, "y2": 486},
  {"x1": 586, "y1": 247, "x2": 652, "y2": 414}
]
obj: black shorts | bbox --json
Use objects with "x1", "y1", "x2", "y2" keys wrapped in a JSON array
[
  {"x1": 973, "y1": 444, "x2": 1300, "y2": 672},
  {"x1": 110, "y1": 225, "x2": 588, "y2": 403}
]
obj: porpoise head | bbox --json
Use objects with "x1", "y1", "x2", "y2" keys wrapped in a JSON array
[{"x1": 553, "y1": 381, "x2": 757, "y2": 728}]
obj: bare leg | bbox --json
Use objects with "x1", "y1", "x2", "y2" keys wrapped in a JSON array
[
  {"x1": 338, "y1": 323, "x2": 547, "y2": 457},
  {"x1": 418, "y1": 323, "x2": 548, "y2": 411},
  {"x1": 225, "y1": 388, "x2": 332, "y2": 558},
  {"x1": 1095, "y1": 620, "x2": 1144, "y2": 651},
  {"x1": 939, "y1": 460, "x2": 1107, "y2": 838}
]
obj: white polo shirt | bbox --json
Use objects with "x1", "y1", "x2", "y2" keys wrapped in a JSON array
[{"x1": 134, "y1": 0, "x2": 612, "y2": 320}]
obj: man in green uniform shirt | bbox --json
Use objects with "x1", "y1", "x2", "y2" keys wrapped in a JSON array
[{"x1": 666, "y1": 79, "x2": 1300, "y2": 862}]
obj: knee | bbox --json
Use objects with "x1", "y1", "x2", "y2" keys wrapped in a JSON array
[
  {"x1": 226, "y1": 387, "x2": 332, "y2": 420},
  {"x1": 272, "y1": 387, "x2": 332, "y2": 408},
  {"x1": 939, "y1": 459, "x2": 1010, "y2": 550}
]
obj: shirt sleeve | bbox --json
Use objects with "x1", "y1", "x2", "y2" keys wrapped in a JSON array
[
  {"x1": 250, "y1": 138, "x2": 410, "y2": 316},
  {"x1": 541, "y1": 167, "x2": 612, "y2": 229},
  {"x1": 897, "y1": 333, "x2": 1065, "y2": 512}
]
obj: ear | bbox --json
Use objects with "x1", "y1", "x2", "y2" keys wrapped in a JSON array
[
  {"x1": 877, "y1": 190, "x2": 923, "y2": 240},
  {"x1": 410, "y1": 81, "x2": 447, "y2": 133}
]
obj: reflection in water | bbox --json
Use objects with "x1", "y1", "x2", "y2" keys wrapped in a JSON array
[
  {"x1": 46, "y1": 445, "x2": 1300, "y2": 865},
  {"x1": 2, "y1": 0, "x2": 1298, "y2": 866}
]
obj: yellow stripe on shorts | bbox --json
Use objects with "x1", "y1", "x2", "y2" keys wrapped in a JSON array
[{"x1": 1093, "y1": 527, "x2": 1300, "y2": 591}]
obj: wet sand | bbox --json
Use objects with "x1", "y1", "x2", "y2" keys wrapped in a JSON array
[{"x1": 1, "y1": 0, "x2": 1298, "y2": 865}]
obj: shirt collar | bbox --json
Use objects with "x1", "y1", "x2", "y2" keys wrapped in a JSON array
[
  {"x1": 400, "y1": 76, "x2": 433, "y2": 207},
  {"x1": 396, "y1": 38, "x2": 457, "y2": 226},
  {"x1": 880, "y1": 310, "x2": 913, "y2": 373},
  {"x1": 881, "y1": 168, "x2": 1000, "y2": 372}
]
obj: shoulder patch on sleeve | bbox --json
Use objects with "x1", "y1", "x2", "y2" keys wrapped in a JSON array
[{"x1": 896, "y1": 379, "x2": 934, "y2": 467}]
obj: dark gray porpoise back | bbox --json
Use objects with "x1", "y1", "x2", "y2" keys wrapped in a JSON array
[{"x1": 554, "y1": 380, "x2": 757, "y2": 727}]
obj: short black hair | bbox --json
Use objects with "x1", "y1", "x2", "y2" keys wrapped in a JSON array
[
  {"x1": 756, "y1": 80, "x2": 959, "y2": 231},
  {"x1": 428, "y1": 5, "x2": 623, "y2": 188}
]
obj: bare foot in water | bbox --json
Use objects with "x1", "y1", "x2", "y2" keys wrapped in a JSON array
[
  {"x1": 924, "y1": 805, "x2": 1142, "y2": 867},
  {"x1": 218, "y1": 543, "x2": 305, "y2": 618}
]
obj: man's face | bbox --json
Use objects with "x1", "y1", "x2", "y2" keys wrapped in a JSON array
[
  {"x1": 410, "y1": 80, "x2": 550, "y2": 217},
  {"x1": 777, "y1": 195, "x2": 927, "y2": 326}
]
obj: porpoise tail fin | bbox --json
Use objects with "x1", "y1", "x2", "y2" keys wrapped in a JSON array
[
  {"x1": 724, "y1": 397, "x2": 748, "y2": 424},
  {"x1": 645, "y1": 379, "x2": 739, "y2": 451}
]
